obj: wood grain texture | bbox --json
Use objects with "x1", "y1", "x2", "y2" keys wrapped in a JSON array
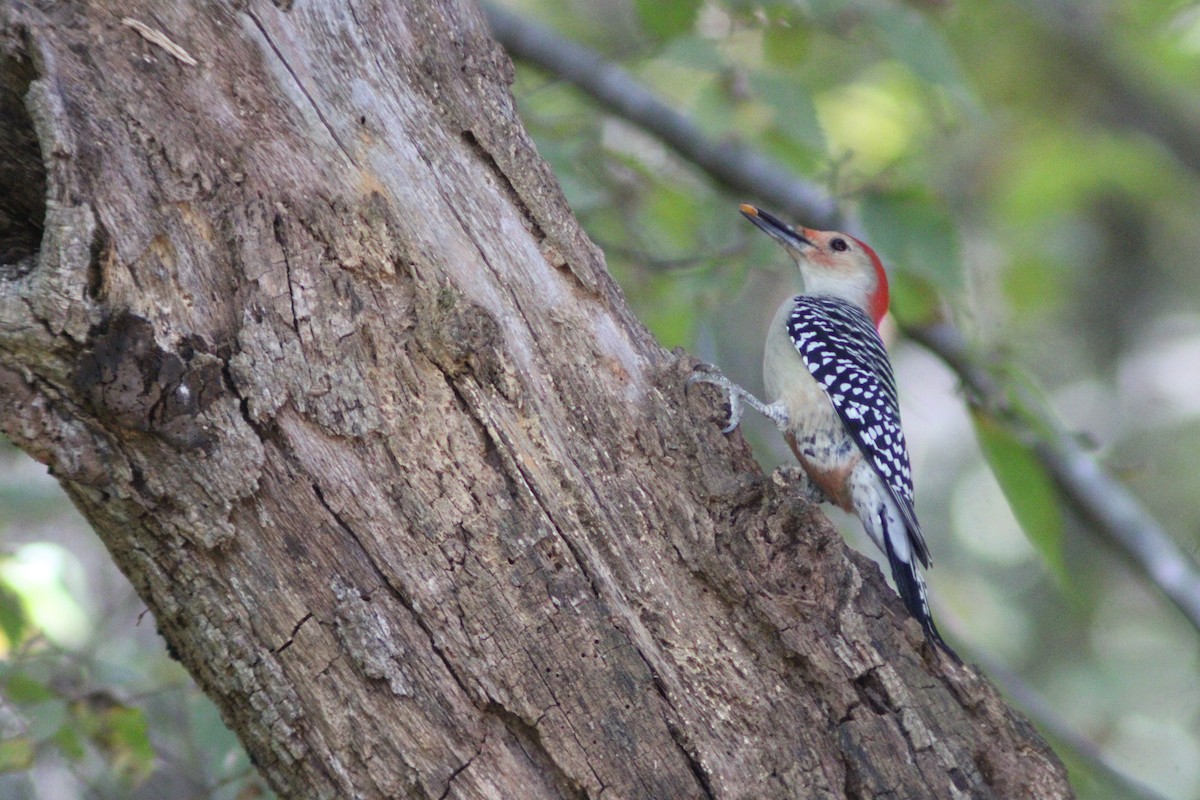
[{"x1": 0, "y1": 1, "x2": 1072, "y2": 798}]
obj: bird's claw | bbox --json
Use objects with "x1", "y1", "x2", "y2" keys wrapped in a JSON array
[{"x1": 721, "y1": 393, "x2": 744, "y2": 433}]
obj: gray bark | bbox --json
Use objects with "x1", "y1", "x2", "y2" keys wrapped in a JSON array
[{"x1": 0, "y1": 1, "x2": 1071, "y2": 798}]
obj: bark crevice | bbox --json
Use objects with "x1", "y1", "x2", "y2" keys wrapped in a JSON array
[
  {"x1": 0, "y1": 38, "x2": 45, "y2": 276},
  {"x1": 243, "y1": 7, "x2": 358, "y2": 168}
]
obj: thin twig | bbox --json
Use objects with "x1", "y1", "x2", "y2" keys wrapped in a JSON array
[{"x1": 121, "y1": 18, "x2": 199, "y2": 66}]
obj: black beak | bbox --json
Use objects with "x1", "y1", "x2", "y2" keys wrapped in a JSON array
[{"x1": 740, "y1": 204, "x2": 814, "y2": 248}]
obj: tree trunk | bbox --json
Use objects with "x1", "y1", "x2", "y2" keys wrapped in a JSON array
[{"x1": 0, "y1": 1, "x2": 1071, "y2": 798}]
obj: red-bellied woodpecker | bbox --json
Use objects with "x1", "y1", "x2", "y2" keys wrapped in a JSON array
[{"x1": 690, "y1": 204, "x2": 955, "y2": 658}]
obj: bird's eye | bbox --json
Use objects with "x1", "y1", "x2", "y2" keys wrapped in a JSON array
[{"x1": 831, "y1": 238, "x2": 849, "y2": 252}]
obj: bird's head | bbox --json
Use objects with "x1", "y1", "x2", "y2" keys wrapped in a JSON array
[{"x1": 740, "y1": 204, "x2": 889, "y2": 328}]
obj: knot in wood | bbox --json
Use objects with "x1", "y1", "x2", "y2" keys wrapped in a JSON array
[
  {"x1": 72, "y1": 311, "x2": 223, "y2": 450},
  {"x1": 421, "y1": 290, "x2": 507, "y2": 382}
]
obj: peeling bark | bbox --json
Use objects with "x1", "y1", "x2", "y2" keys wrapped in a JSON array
[{"x1": 0, "y1": 2, "x2": 1072, "y2": 798}]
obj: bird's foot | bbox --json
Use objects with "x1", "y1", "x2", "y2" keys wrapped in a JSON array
[{"x1": 687, "y1": 368, "x2": 789, "y2": 433}]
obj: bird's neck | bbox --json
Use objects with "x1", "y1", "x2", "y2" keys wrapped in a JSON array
[{"x1": 798, "y1": 271, "x2": 886, "y2": 327}]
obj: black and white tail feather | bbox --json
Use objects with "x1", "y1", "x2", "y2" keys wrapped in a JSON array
[{"x1": 879, "y1": 507, "x2": 955, "y2": 658}]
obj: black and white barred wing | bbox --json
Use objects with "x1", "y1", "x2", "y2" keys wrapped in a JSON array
[{"x1": 786, "y1": 296, "x2": 931, "y2": 567}]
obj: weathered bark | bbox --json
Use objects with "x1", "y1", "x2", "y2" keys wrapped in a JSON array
[{"x1": 0, "y1": 2, "x2": 1071, "y2": 798}]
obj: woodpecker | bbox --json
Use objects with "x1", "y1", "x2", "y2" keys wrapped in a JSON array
[{"x1": 690, "y1": 204, "x2": 955, "y2": 658}]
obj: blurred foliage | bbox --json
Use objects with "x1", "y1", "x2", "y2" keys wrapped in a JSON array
[
  {"x1": 0, "y1": 440, "x2": 272, "y2": 800},
  {"x1": 4, "y1": 1, "x2": 1200, "y2": 798},
  {"x1": 1, "y1": 667, "x2": 154, "y2": 787},
  {"x1": 501, "y1": 1, "x2": 1200, "y2": 798}
]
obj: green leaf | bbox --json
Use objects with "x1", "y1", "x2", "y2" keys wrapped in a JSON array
[
  {"x1": 887, "y1": 271, "x2": 941, "y2": 326},
  {"x1": 645, "y1": 183, "x2": 703, "y2": 256},
  {"x1": 689, "y1": 78, "x2": 739, "y2": 141},
  {"x1": 5, "y1": 672, "x2": 54, "y2": 704},
  {"x1": 1001, "y1": 255, "x2": 1064, "y2": 317},
  {"x1": 50, "y1": 724, "x2": 86, "y2": 761},
  {"x1": 641, "y1": 273, "x2": 699, "y2": 349},
  {"x1": 0, "y1": 581, "x2": 28, "y2": 647},
  {"x1": 90, "y1": 703, "x2": 156, "y2": 786},
  {"x1": 972, "y1": 411, "x2": 1068, "y2": 585},
  {"x1": 758, "y1": 128, "x2": 821, "y2": 177},
  {"x1": 0, "y1": 737, "x2": 33, "y2": 773},
  {"x1": 859, "y1": 190, "x2": 962, "y2": 293},
  {"x1": 635, "y1": 0, "x2": 702, "y2": 42},
  {"x1": 763, "y1": 23, "x2": 810, "y2": 69}
]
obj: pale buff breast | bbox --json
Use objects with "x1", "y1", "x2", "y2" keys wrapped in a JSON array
[{"x1": 762, "y1": 297, "x2": 861, "y2": 510}]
